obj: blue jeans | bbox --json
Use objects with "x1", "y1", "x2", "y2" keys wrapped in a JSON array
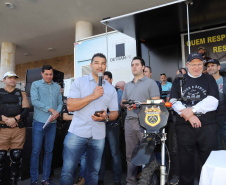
[
  {"x1": 79, "y1": 151, "x2": 87, "y2": 178},
  {"x1": 60, "y1": 132, "x2": 105, "y2": 185},
  {"x1": 30, "y1": 120, "x2": 56, "y2": 182},
  {"x1": 99, "y1": 123, "x2": 122, "y2": 182},
  {"x1": 218, "y1": 121, "x2": 226, "y2": 150}
]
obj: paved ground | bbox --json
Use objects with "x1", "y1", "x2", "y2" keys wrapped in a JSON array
[{"x1": 18, "y1": 168, "x2": 127, "y2": 185}]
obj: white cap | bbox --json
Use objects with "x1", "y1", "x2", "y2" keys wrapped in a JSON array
[{"x1": 3, "y1": 71, "x2": 19, "y2": 79}]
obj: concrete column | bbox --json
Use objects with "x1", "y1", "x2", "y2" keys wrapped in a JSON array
[
  {"x1": 74, "y1": 21, "x2": 93, "y2": 77},
  {"x1": 75, "y1": 21, "x2": 93, "y2": 42},
  {"x1": 0, "y1": 42, "x2": 16, "y2": 79}
]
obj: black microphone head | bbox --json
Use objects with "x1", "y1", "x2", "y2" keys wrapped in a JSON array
[
  {"x1": 177, "y1": 73, "x2": 184, "y2": 80},
  {"x1": 98, "y1": 72, "x2": 103, "y2": 86}
]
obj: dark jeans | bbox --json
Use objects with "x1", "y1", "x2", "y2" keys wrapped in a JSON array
[
  {"x1": 99, "y1": 123, "x2": 122, "y2": 183},
  {"x1": 30, "y1": 120, "x2": 56, "y2": 182},
  {"x1": 218, "y1": 121, "x2": 226, "y2": 150},
  {"x1": 60, "y1": 132, "x2": 105, "y2": 185},
  {"x1": 167, "y1": 118, "x2": 179, "y2": 176},
  {"x1": 176, "y1": 123, "x2": 217, "y2": 185}
]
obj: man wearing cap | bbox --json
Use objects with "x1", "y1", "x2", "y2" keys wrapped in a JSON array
[
  {"x1": 206, "y1": 59, "x2": 226, "y2": 150},
  {"x1": 0, "y1": 71, "x2": 29, "y2": 185},
  {"x1": 197, "y1": 46, "x2": 211, "y2": 62},
  {"x1": 170, "y1": 53, "x2": 219, "y2": 185}
]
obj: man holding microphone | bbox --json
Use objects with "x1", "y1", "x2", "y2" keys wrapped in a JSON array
[{"x1": 60, "y1": 53, "x2": 118, "y2": 185}]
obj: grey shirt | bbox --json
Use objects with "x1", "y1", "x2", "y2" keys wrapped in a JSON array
[
  {"x1": 122, "y1": 76, "x2": 160, "y2": 119},
  {"x1": 68, "y1": 73, "x2": 118, "y2": 140}
]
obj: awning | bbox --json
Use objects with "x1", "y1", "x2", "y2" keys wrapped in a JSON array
[{"x1": 101, "y1": 0, "x2": 226, "y2": 41}]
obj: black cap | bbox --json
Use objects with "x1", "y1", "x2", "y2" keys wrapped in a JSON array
[
  {"x1": 187, "y1": 53, "x2": 204, "y2": 63},
  {"x1": 204, "y1": 59, "x2": 220, "y2": 66}
]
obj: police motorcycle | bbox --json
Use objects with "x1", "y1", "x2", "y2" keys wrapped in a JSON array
[{"x1": 122, "y1": 99, "x2": 172, "y2": 185}]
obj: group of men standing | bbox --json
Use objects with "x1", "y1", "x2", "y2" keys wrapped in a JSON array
[{"x1": 0, "y1": 51, "x2": 224, "y2": 185}]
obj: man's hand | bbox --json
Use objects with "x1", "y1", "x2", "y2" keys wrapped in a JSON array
[
  {"x1": 92, "y1": 86, "x2": 104, "y2": 99},
  {"x1": 48, "y1": 108, "x2": 60, "y2": 122},
  {"x1": 5, "y1": 117, "x2": 17, "y2": 127},
  {"x1": 180, "y1": 107, "x2": 193, "y2": 121},
  {"x1": 121, "y1": 100, "x2": 133, "y2": 111},
  {"x1": 49, "y1": 108, "x2": 59, "y2": 116},
  {"x1": 125, "y1": 104, "x2": 133, "y2": 111},
  {"x1": 91, "y1": 109, "x2": 107, "y2": 122},
  {"x1": 49, "y1": 113, "x2": 60, "y2": 122},
  {"x1": 2, "y1": 115, "x2": 8, "y2": 122},
  {"x1": 188, "y1": 115, "x2": 201, "y2": 128}
]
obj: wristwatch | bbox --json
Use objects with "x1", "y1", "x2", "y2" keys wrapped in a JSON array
[
  {"x1": 105, "y1": 116, "x2": 109, "y2": 122},
  {"x1": 191, "y1": 107, "x2": 197, "y2": 114}
]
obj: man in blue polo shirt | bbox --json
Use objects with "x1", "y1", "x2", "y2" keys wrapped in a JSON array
[{"x1": 60, "y1": 53, "x2": 118, "y2": 185}]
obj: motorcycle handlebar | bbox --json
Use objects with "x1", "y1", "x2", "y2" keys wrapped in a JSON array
[{"x1": 122, "y1": 100, "x2": 172, "y2": 108}]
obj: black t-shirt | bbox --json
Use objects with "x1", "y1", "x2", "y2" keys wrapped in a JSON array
[
  {"x1": 170, "y1": 73, "x2": 219, "y2": 124},
  {"x1": 62, "y1": 104, "x2": 73, "y2": 125}
]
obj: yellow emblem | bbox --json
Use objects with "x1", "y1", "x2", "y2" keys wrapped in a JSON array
[{"x1": 145, "y1": 106, "x2": 161, "y2": 127}]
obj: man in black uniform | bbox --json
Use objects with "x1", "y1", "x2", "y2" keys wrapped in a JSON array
[
  {"x1": 170, "y1": 53, "x2": 219, "y2": 185},
  {"x1": 0, "y1": 71, "x2": 29, "y2": 185}
]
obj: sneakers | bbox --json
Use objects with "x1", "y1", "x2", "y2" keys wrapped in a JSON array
[
  {"x1": 41, "y1": 179, "x2": 56, "y2": 185},
  {"x1": 170, "y1": 175, "x2": 179, "y2": 185}
]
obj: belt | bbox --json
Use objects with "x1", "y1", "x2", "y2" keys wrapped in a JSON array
[
  {"x1": 0, "y1": 120, "x2": 22, "y2": 128},
  {"x1": 0, "y1": 124, "x2": 12, "y2": 128},
  {"x1": 106, "y1": 122, "x2": 119, "y2": 127}
]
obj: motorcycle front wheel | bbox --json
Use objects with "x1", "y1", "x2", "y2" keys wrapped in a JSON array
[{"x1": 138, "y1": 160, "x2": 160, "y2": 185}]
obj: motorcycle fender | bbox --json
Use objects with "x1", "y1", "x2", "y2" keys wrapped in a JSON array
[{"x1": 131, "y1": 136, "x2": 156, "y2": 166}]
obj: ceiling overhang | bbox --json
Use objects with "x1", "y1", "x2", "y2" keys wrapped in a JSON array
[{"x1": 101, "y1": 0, "x2": 226, "y2": 41}]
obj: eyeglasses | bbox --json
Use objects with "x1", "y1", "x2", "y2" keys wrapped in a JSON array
[
  {"x1": 160, "y1": 73, "x2": 166, "y2": 76},
  {"x1": 188, "y1": 63, "x2": 203, "y2": 68}
]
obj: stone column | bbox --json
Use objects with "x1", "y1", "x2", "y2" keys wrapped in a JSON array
[
  {"x1": 75, "y1": 21, "x2": 93, "y2": 42},
  {"x1": 0, "y1": 42, "x2": 16, "y2": 79},
  {"x1": 74, "y1": 21, "x2": 93, "y2": 77}
]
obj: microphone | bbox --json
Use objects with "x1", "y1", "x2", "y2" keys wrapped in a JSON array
[{"x1": 98, "y1": 72, "x2": 103, "y2": 86}]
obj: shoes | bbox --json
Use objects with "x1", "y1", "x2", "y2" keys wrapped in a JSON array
[
  {"x1": 42, "y1": 179, "x2": 56, "y2": 185},
  {"x1": 74, "y1": 177, "x2": 85, "y2": 185},
  {"x1": 98, "y1": 180, "x2": 104, "y2": 185},
  {"x1": 170, "y1": 175, "x2": 179, "y2": 185},
  {"x1": 30, "y1": 181, "x2": 38, "y2": 185},
  {"x1": 136, "y1": 172, "x2": 142, "y2": 181},
  {"x1": 114, "y1": 182, "x2": 121, "y2": 185}
]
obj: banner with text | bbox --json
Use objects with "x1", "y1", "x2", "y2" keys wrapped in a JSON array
[{"x1": 182, "y1": 26, "x2": 226, "y2": 63}]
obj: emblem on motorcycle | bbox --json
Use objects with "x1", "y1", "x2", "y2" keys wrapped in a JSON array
[{"x1": 145, "y1": 106, "x2": 161, "y2": 127}]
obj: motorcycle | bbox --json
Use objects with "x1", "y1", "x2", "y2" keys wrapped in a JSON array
[{"x1": 122, "y1": 99, "x2": 172, "y2": 185}]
